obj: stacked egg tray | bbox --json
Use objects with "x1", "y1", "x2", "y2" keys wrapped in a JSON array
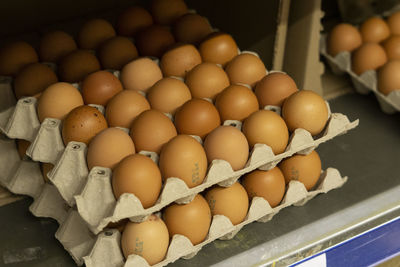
[{"x1": 0, "y1": 73, "x2": 359, "y2": 266}]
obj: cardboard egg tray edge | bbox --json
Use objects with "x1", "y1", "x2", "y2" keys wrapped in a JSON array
[
  {"x1": 320, "y1": 34, "x2": 400, "y2": 114},
  {"x1": 83, "y1": 167, "x2": 348, "y2": 267}
]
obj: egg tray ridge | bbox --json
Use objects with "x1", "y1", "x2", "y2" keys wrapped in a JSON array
[
  {"x1": 83, "y1": 167, "x2": 347, "y2": 267},
  {"x1": 0, "y1": 136, "x2": 95, "y2": 266},
  {"x1": 320, "y1": 34, "x2": 400, "y2": 114}
]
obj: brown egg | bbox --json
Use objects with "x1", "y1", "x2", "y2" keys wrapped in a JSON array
[
  {"x1": 242, "y1": 110, "x2": 289, "y2": 154},
  {"x1": 383, "y1": 36, "x2": 400, "y2": 60},
  {"x1": 225, "y1": 53, "x2": 267, "y2": 87},
  {"x1": 360, "y1": 17, "x2": 390, "y2": 43},
  {"x1": 388, "y1": 11, "x2": 400, "y2": 35},
  {"x1": 185, "y1": 62, "x2": 229, "y2": 100},
  {"x1": 173, "y1": 13, "x2": 213, "y2": 44},
  {"x1": 121, "y1": 215, "x2": 169, "y2": 265},
  {"x1": 120, "y1": 57, "x2": 163, "y2": 92},
  {"x1": 255, "y1": 72, "x2": 298, "y2": 108},
  {"x1": 58, "y1": 50, "x2": 101, "y2": 82},
  {"x1": 0, "y1": 41, "x2": 38, "y2": 76},
  {"x1": 242, "y1": 167, "x2": 286, "y2": 208},
  {"x1": 282, "y1": 90, "x2": 328, "y2": 136},
  {"x1": 279, "y1": 150, "x2": 322, "y2": 190},
  {"x1": 37, "y1": 82, "x2": 84, "y2": 122},
  {"x1": 378, "y1": 60, "x2": 400, "y2": 95},
  {"x1": 352, "y1": 43, "x2": 387, "y2": 75},
  {"x1": 174, "y1": 98, "x2": 221, "y2": 139},
  {"x1": 204, "y1": 126, "x2": 249, "y2": 171},
  {"x1": 41, "y1": 163, "x2": 53, "y2": 183},
  {"x1": 81, "y1": 70, "x2": 123, "y2": 106},
  {"x1": 199, "y1": 32, "x2": 239, "y2": 67},
  {"x1": 62, "y1": 105, "x2": 108, "y2": 145},
  {"x1": 151, "y1": 0, "x2": 188, "y2": 25},
  {"x1": 112, "y1": 154, "x2": 162, "y2": 208},
  {"x1": 117, "y1": 7, "x2": 153, "y2": 36},
  {"x1": 14, "y1": 63, "x2": 58, "y2": 99},
  {"x1": 163, "y1": 194, "x2": 211, "y2": 245},
  {"x1": 130, "y1": 110, "x2": 177, "y2": 154},
  {"x1": 16, "y1": 139, "x2": 30, "y2": 159},
  {"x1": 98, "y1": 36, "x2": 138, "y2": 70},
  {"x1": 87, "y1": 128, "x2": 135, "y2": 169},
  {"x1": 78, "y1": 19, "x2": 116, "y2": 50},
  {"x1": 215, "y1": 84, "x2": 259, "y2": 122},
  {"x1": 159, "y1": 135, "x2": 207, "y2": 188},
  {"x1": 205, "y1": 182, "x2": 248, "y2": 225},
  {"x1": 147, "y1": 77, "x2": 191, "y2": 115},
  {"x1": 160, "y1": 44, "x2": 202, "y2": 77},
  {"x1": 327, "y1": 23, "x2": 362, "y2": 57},
  {"x1": 135, "y1": 25, "x2": 175, "y2": 58},
  {"x1": 106, "y1": 90, "x2": 150, "y2": 128},
  {"x1": 39, "y1": 31, "x2": 77, "y2": 63}
]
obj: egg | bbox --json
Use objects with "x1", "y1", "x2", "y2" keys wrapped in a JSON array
[
  {"x1": 130, "y1": 109, "x2": 177, "y2": 154},
  {"x1": 185, "y1": 62, "x2": 230, "y2": 100},
  {"x1": 39, "y1": 31, "x2": 77, "y2": 63},
  {"x1": 173, "y1": 13, "x2": 213, "y2": 44},
  {"x1": 81, "y1": 70, "x2": 123, "y2": 106},
  {"x1": 117, "y1": 7, "x2": 153, "y2": 36},
  {"x1": 242, "y1": 110, "x2": 289, "y2": 154},
  {"x1": 378, "y1": 60, "x2": 400, "y2": 95},
  {"x1": 159, "y1": 135, "x2": 207, "y2": 188},
  {"x1": 62, "y1": 105, "x2": 108, "y2": 145},
  {"x1": 388, "y1": 11, "x2": 400, "y2": 35},
  {"x1": 135, "y1": 25, "x2": 175, "y2": 58},
  {"x1": 204, "y1": 125, "x2": 249, "y2": 171},
  {"x1": 87, "y1": 127, "x2": 135, "y2": 169},
  {"x1": 13, "y1": 63, "x2": 58, "y2": 99},
  {"x1": 360, "y1": 17, "x2": 390, "y2": 43},
  {"x1": 120, "y1": 57, "x2": 163, "y2": 92},
  {"x1": 78, "y1": 19, "x2": 116, "y2": 50},
  {"x1": 37, "y1": 82, "x2": 84, "y2": 122},
  {"x1": 98, "y1": 36, "x2": 138, "y2": 70},
  {"x1": 327, "y1": 23, "x2": 362, "y2": 57},
  {"x1": 160, "y1": 44, "x2": 202, "y2": 77},
  {"x1": 121, "y1": 215, "x2": 169, "y2": 265},
  {"x1": 106, "y1": 90, "x2": 150, "y2": 128},
  {"x1": 16, "y1": 139, "x2": 30, "y2": 159},
  {"x1": 242, "y1": 167, "x2": 286, "y2": 208},
  {"x1": 199, "y1": 32, "x2": 239, "y2": 67},
  {"x1": 278, "y1": 150, "x2": 322, "y2": 190},
  {"x1": 225, "y1": 53, "x2": 267, "y2": 87},
  {"x1": 205, "y1": 182, "x2": 248, "y2": 225},
  {"x1": 112, "y1": 154, "x2": 162, "y2": 208},
  {"x1": 147, "y1": 77, "x2": 191, "y2": 115},
  {"x1": 282, "y1": 90, "x2": 328, "y2": 136},
  {"x1": 351, "y1": 43, "x2": 387, "y2": 75},
  {"x1": 58, "y1": 49, "x2": 101, "y2": 82},
  {"x1": 174, "y1": 98, "x2": 221, "y2": 139},
  {"x1": 382, "y1": 35, "x2": 400, "y2": 60},
  {"x1": 41, "y1": 163, "x2": 53, "y2": 183},
  {"x1": 163, "y1": 194, "x2": 211, "y2": 245},
  {"x1": 151, "y1": 0, "x2": 188, "y2": 25},
  {"x1": 215, "y1": 84, "x2": 259, "y2": 122},
  {"x1": 0, "y1": 41, "x2": 38, "y2": 76},
  {"x1": 255, "y1": 72, "x2": 298, "y2": 107}
]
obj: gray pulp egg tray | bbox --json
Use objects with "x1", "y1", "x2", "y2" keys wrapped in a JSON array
[
  {"x1": 320, "y1": 34, "x2": 400, "y2": 114},
  {"x1": 0, "y1": 74, "x2": 358, "y2": 266}
]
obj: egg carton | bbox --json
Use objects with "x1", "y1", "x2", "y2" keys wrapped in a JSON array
[
  {"x1": 0, "y1": 136, "x2": 94, "y2": 266},
  {"x1": 83, "y1": 167, "x2": 347, "y2": 267},
  {"x1": 320, "y1": 34, "x2": 400, "y2": 114}
]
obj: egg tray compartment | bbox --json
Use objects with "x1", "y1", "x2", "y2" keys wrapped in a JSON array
[
  {"x1": 320, "y1": 34, "x2": 400, "y2": 114},
  {"x1": 0, "y1": 136, "x2": 95, "y2": 266},
  {"x1": 83, "y1": 167, "x2": 347, "y2": 267}
]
